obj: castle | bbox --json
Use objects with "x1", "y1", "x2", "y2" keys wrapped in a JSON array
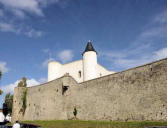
[
  {"x1": 48, "y1": 41, "x2": 114, "y2": 83},
  {"x1": 12, "y1": 42, "x2": 167, "y2": 122}
]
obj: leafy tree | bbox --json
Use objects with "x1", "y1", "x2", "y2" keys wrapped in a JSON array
[
  {"x1": 4, "y1": 93, "x2": 13, "y2": 114},
  {"x1": 0, "y1": 70, "x2": 3, "y2": 95},
  {"x1": 3, "y1": 103, "x2": 8, "y2": 117},
  {"x1": 18, "y1": 77, "x2": 27, "y2": 87},
  {"x1": 0, "y1": 70, "x2": 1, "y2": 80},
  {"x1": 18, "y1": 81, "x2": 24, "y2": 87},
  {"x1": 0, "y1": 89, "x2": 3, "y2": 95},
  {"x1": 22, "y1": 77, "x2": 27, "y2": 87}
]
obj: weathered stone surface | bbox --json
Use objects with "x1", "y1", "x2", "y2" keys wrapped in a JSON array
[{"x1": 12, "y1": 58, "x2": 167, "y2": 122}]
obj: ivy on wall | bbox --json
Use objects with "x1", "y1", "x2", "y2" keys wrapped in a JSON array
[{"x1": 20, "y1": 89, "x2": 27, "y2": 115}]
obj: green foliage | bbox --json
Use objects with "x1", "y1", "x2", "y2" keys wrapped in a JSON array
[
  {"x1": 73, "y1": 107, "x2": 77, "y2": 117},
  {"x1": 0, "y1": 70, "x2": 1, "y2": 80},
  {"x1": 18, "y1": 77, "x2": 27, "y2": 87},
  {"x1": 18, "y1": 81, "x2": 24, "y2": 87},
  {"x1": 4, "y1": 93, "x2": 13, "y2": 114},
  {"x1": 23, "y1": 120, "x2": 167, "y2": 128},
  {"x1": 0, "y1": 70, "x2": 2, "y2": 95},
  {"x1": 22, "y1": 77, "x2": 27, "y2": 87},
  {"x1": 22, "y1": 89, "x2": 27, "y2": 114},
  {"x1": 2, "y1": 103, "x2": 8, "y2": 117},
  {"x1": 0, "y1": 89, "x2": 3, "y2": 95}
]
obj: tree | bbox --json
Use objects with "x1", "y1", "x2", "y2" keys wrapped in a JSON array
[
  {"x1": 0, "y1": 70, "x2": 3, "y2": 95},
  {"x1": 22, "y1": 77, "x2": 27, "y2": 87},
  {"x1": 0, "y1": 89, "x2": 3, "y2": 95},
  {"x1": 2, "y1": 103, "x2": 8, "y2": 117},
  {"x1": 18, "y1": 77, "x2": 27, "y2": 87},
  {"x1": 4, "y1": 93, "x2": 13, "y2": 114},
  {"x1": 18, "y1": 81, "x2": 24, "y2": 87}
]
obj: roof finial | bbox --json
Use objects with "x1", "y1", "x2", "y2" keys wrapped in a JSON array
[{"x1": 88, "y1": 40, "x2": 91, "y2": 43}]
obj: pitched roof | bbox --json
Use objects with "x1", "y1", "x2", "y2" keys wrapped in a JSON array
[{"x1": 82, "y1": 41, "x2": 97, "y2": 55}]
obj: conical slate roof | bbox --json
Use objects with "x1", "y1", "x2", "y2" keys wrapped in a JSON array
[{"x1": 82, "y1": 41, "x2": 97, "y2": 55}]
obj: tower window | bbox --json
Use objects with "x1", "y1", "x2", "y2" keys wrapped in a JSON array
[{"x1": 78, "y1": 71, "x2": 81, "y2": 78}]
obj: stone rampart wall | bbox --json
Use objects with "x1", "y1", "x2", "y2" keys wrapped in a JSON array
[{"x1": 12, "y1": 58, "x2": 167, "y2": 121}]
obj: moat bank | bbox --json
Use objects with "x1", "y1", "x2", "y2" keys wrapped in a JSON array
[{"x1": 23, "y1": 120, "x2": 167, "y2": 128}]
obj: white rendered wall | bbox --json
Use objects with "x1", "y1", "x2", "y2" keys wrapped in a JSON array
[
  {"x1": 83, "y1": 51, "x2": 97, "y2": 81},
  {"x1": 48, "y1": 59, "x2": 114, "y2": 83},
  {"x1": 48, "y1": 61, "x2": 62, "y2": 81},
  {"x1": 97, "y1": 64, "x2": 115, "y2": 77},
  {"x1": 61, "y1": 60, "x2": 83, "y2": 83}
]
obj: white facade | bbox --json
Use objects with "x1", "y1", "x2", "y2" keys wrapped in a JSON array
[
  {"x1": 48, "y1": 42, "x2": 115, "y2": 82},
  {"x1": 83, "y1": 51, "x2": 97, "y2": 81},
  {"x1": 48, "y1": 61, "x2": 62, "y2": 81}
]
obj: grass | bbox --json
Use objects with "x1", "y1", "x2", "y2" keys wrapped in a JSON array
[{"x1": 22, "y1": 120, "x2": 167, "y2": 128}]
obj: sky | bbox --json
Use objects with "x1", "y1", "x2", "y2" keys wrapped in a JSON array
[{"x1": 0, "y1": 0, "x2": 167, "y2": 107}]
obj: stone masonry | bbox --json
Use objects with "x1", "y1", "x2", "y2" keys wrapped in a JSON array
[{"x1": 12, "y1": 58, "x2": 167, "y2": 122}]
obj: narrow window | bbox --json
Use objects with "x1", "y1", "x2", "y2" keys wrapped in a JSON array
[
  {"x1": 78, "y1": 71, "x2": 81, "y2": 78},
  {"x1": 150, "y1": 64, "x2": 152, "y2": 71},
  {"x1": 62, "y1": 85, "x2": 69, "y2": 95}
]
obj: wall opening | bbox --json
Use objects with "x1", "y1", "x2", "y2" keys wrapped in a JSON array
[
  {"x1": 150, "y1": 64, "x2": 153, "y2": 71},
  {"x1": 62, "y1": 85, "x2": 69, "y2": 95},
  {"x1": 78, "y1": 71, "x2": 81, "y2": 78}
]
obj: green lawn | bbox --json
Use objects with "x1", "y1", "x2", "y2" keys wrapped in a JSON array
[{"x1": 23, "y1": 120, "x2": 167, "y2": 128}]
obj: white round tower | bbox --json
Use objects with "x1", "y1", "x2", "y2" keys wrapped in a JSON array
[
  {"x1": 83, "y1": 41, "x2": 97, "y2": 81},
  {"x1": 48, "y1": 61, "x2": 62, "y2": 81}
]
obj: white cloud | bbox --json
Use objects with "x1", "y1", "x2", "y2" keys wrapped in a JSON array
[
  {"x1": 39, "y1": 77, "x2": 47, "y2": 84},
  {"x1": 12, "y1": 9, "x2": 25, "y2": 19},
  {"x1": 0, "y1": 0, "x2": 43, "y2": 16},
  {"x1": 38, "y1": 0, "x2": 60, "y2": 7},
  {"x1": 42, "y1": 48, "x2": 50, "y2": 54},
  {"x1": 101, "y1": 47, "x2": 167, "y2": 70},
  {"x1": 26, "y1": 79, "x2": 40, "y2": 87},
  {"x1": 0, "y1": 9, "x2": 3, "y2": 17},
  {"x1": 1, "y1": 80, "x2": 20, "y2": 93},
  {"x1": 0, "y1": 0, "x2": 61, "y2": 17},
  {"x1": 154, "y1": 48, "x2": 167, "y2": 60},
  {"x1": 0, "y1": 0, "x2": 62, "y2": 37},
  {"x1": 140, "y1": 25, "x2": 167, "y2": 39},
  {"x1": 104, "y1": 9, "x2": 167, "y2": 70},
  {"x1": 113, "y1": 57, "x2": 152, "y2": 69},
  {"x1": 154, "y1": 10, "x2": 167, "y2": 24},
  {"x1": 101, "y1": 50, "x2": 152, "y2": 70},
  {"x1": 130, "y1": 10, "x2": 167, "y2": 50},
  {"x1": 0, "y1": 23, "x2": 16, "y2": 33},
  {"x1": 58, "y1": 50, "x2": 74, "y2": 63},
  {"x1": 0, "y1": 61, "x2": 9, "y2": 73},
  {"x1": 25, "y1": 28, "x2": 43, "y2": 37},
  {"x1": 0, "y1": 22, "x2": 43, "y2": 37},
  {"x1": 1, "y1": 78, "x2": 41, "y2": 93}
]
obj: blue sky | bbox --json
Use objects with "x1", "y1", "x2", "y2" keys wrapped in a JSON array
[{"x1": 0, "y1": 0, "x2": 167, "y2": 107}]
